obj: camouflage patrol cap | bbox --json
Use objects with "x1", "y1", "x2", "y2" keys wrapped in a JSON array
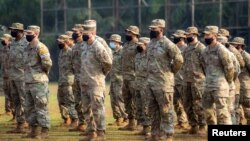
[
  {"x1": 172, "y1": 30, "x2": 186, "y2": 38},
  {"x1": 185, "y1": 26, "x2": 199, "y2": 35},
  {"x1": 57, "y1": 34, "x2": 70, "y2": 43},
  {"x1": 109, "y1": 34, "x2": 123, "y2": 43},
  {"x1": 125, "y1": 26, "x2": 140, "y2": 35},
  {"x1": 137, "y1": 37, "x2": 150, "y2": 45},
  {"x1": 72, "y1": 24, "x2": 84, "y2": 32},
  {"x1": 8, "y1": 23, "x2": 24, "y2": 31},
  {"x1": 82, "y1": 20, "x2": 96, "y2": 32},
  {"x1": 149, "y1": 19, "x2": 165, "y2": 29},
  {"x1": 65, "y1": 31, "x2": 73, "y2": 39},
  {"x1": 0, "y1": 34, "x2": 12, "y2": 41},
  {"x1": 203, "y1": 26, "x2": 218, "y2": 35},
  {"x1": 218, "y1": 28, "x2": 230, "y2": 38},
  {"x1": 25, "y1": 25, "x2": 40, "y2": 33},
  {"x1": 229, "y1": 37, "x2": 245, "y2": 46}
]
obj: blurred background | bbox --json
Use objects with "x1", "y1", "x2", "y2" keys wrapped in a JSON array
[{"x1": 0, "y1": 0, "x2": 248, "y2": 82}]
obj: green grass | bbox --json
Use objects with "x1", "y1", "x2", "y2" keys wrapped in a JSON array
[{"x1": 0, "y1": 83, "x2": 207, "y2": 141}]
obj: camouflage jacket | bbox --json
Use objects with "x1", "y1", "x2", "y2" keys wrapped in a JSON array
[
  {"x1": 58, "y1": 47, "x2": 74, "y2": 86},
  {"x1": 174, "y1": 44, "x2": 187, "y2": 85},
  {"x1": 24, "y1": 40, "x2": 52, "y2": 83},
  {"x1": 109, "y1": 47, "x2": 123, "y2": 83},
  {"x1": 9, "y1": 36, "x2": 28, "y2": 81},
  {"x1": 228, "y1": 45, "x2": 245, "y2": 69},
  {"x1": 96, "y1": 35, "x2": 113, "y2": 60},
  {"x1": 201, "y1": 42, "x2": 234, "y2": 92},
  {"x1": 72, "y1": 41, "x2": 85, "y2": 81},
  {"x1": 135, "y1": 52, "x2": 148, "y2": 89},
  {"x1": 239, "y1": 50, "x2": 250, "y2": 90},
  {"x1": 182, "y1": 41, "x2": 206, "y2": 83},
  {"x1": 147, "y1": 36, "x2": 183, "y2": 92},
  {"x1": 1, "y1": 46, "x2": 10, "y2": 79}
]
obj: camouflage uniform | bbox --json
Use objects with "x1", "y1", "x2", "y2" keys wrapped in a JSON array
[
  {"x1": 109, "y1": 34, "x2": 127, "y2": 122},
  {"x1": 24, "y1": 26, "x2": 52, "y2": 129},
  {"x1": 182, "y1": 27, "x2": 206, "y2": 130},
  {"x1": 57, "y1": 35, "x2": 78, "y2": 122},
  {"x1": 201, "y1": 26, "x2": 234, "y2": 125},
  {"x1": 147, "y1": 19, "x2": 183, "y2": 137},
  {"x1": 8, "y1": 23, "x2": 28, "y2": 126}
]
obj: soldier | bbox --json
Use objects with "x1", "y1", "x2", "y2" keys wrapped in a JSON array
[
  {"x1": 201, "y1": 26, "x2": 234, "y2": 125},
  {"x1": 134, "y1": 37, "x2": 151, "y2": 136},
  {"x1": 182, "y1": 27, "x2": 206, "y2": 134},
  {"x1": 0, "y1": 34, "x2": 15, "y2": 119},
  {"x1": 171, "y1": 30, "x2": 189, "y2": 129},
  {"x1": 79, "y1": 21, "x2": 112, "y2": 141},
  {"x1": 7, "y1": 23, "x2": 28, "y2": 134},
  {"x1": 147, "y1": 19, "x2": 183, "y2": 141},
  {"x1": 65, "y1": 31, "x2": 75, "y2": 48},
  {"x1": 22, "y1": 25, "x2": 52, "y2": 139},
  {"x1": 119, "y1": 25, "x2": 140, "y2": 131},
  {"x1": 57, "y1": 35, "x2": 78, "y2": 127},
  {"x1": 69, "y1": 24, "x2": 86, "y2": 132},
  {"x1": 230, "y1": 37, "x2": 250, "y2": 124},
  {"x1": 108, "y1": 34, "x2": 128, "y2": 126}
]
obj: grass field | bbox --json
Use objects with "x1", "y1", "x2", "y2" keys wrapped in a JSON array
[{"x1": 0, "y1": 83, "x2": 207, "y2": 141}]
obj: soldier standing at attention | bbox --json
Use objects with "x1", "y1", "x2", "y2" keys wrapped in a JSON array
[{"x1": 65, "y1": 31, "x2": 75, "y2": 48}]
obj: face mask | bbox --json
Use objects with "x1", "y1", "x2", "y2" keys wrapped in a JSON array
[
  {"x1": 173, "y1": 38, "x2": 181, "y2": 44},
  {"x1": 1, "y1": 41, "x2": 7, "y2": 46},
  {"x1": 72, "y1": 33, "x2": 79, "y2": 40},
  {"x1": 26, "y1": 34, "x2": 35, "y2": 42},
  {"x1": 150, "y1": 30, "x2": 160, "y2": 39},
  {"x1": 11, "y1": 31, "x2": 18, "y2": 38},
  {"x1": 137, "y1": 46, "x2": 144, "y2": 53},
  {"x1": 205, "y1": 38, "x2": 214, "y2": 45},
  {"x1": 125, "y1": 35, "x2": 132, "y2": 42},
  {"x1": 82, "y1": 35, "x2": 89, "y2": 41},
  {"x1": 186, "y1": 37, "x2": 194, "y2": 43},
  {"x1": 109, "y1": 42, "x2": 116, "y2": 49},
  {"x1": 58, "y1": 43, "x2": 65, "y2": 49}
]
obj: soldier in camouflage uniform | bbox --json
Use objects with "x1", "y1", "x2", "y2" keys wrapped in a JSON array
[
  {"x1": 108, "y1": 34, "x2": 128, "y2": 126},
  {"x1": 201, "y1": 26, "x2": 234, "y2": 125},
  {"x1": 182, "y1": 27, "x2": 206, "y2": 134},
  {"x1": 119, "y1": 26, "x2": 139, "y2": 131},
  {"x1": 23, "y1": 25, "x2": 52, "y2": 139},
  {"x1": 147, "y1": 19, "x2": 183, "y2": 141},
  {"x1": 134, "y1": 37, "x2": 151, "y2": 136},
  {"x1": 0, "y1": 34, "x2": 15, "y2": 118},
  {"x1": 171, "y1": 30, "x2": 189, "y2": 129},
  {"x1": 65, "y1": 31, "x2": 75, "y2": 48},
  {"x1": 57, "y1": 35, "x2": 78, "y2": 127},
  {"x1": 69, "y1": 24, "x2": 86, "y2": 132},
  {"x1": 7, "y1": 23, "x2": 28, "y2": 134},
  {"x1": 230, "y1": 37, "x2": 250, "y2": 124},
  {"x1": 79, "y1": 22, "x2": 112, "y2": 141}
]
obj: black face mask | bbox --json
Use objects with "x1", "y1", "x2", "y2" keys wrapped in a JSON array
[
  {"x1": 205, "y1": 38, "x2": 214, "y2": 45},
  {"x1": 82, "y1": 35, "x2": 89, "y2": 41},
  {"x1": 58, "y1": 43, "x2": 65, "y2": 49},
  {"x1": 186, "y1": 37, "x2": 194, "y2": 43},
  {"x1": 72, "y1": 33, "x2": 79, "y2": 40},
  {"x1": 150, "y1": 30, "x2": 160, "y2": 39},
  {"x1": 11, "y1": 31, "x2": 18, "y2": 38},
  {"x1": 125, "y1": 35, "x2": 132, "y2": 42},
  {"x1": 26, "y1": 35, "x2": 35, "y2": 42},
  {"x1": 137, "y1": 46, "x2": 144, "y2": 53},
  {"x1": 173, "y1": 38, "x2": 181, "y2": 44},
  {"x1": 1, "y1": 41, "x2": 7, "y2": 46}
]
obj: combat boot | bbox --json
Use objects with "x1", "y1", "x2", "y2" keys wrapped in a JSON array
[
  {"x1": 69, "y1": 123, "x2": 86, "y2": 132},
  {"x1": 22, "y1": 126, "x2": 36, "y2": 138},
  {"x1": 41, "y1": 127, "x2": 49, "y2": 139},
  {"x1": 118, "y1": 119, "x2": 137, "y2": 131},
  {"x1": 175, "y1": 122, "x2": 190, "y2": 130},
  {"x1": 198, "y1": 125, "x2": 207, "y2": 136},
  {"x1": 96, "y1": 130, "x2": 106, "y2": 141},
  {"x1": 59, "y1": 117, "x2": 71, "y2": 127},
  {"x1": 123, "y1": 118, "x2": 128, "y2": 125},
  {"x1": 146, "y1": 135, "x2": 159, "y2": 141},
  {"x1": 189, "y1": 125, "x2": 199, "y2": 134},
  {"x1": 6, "y1": 123, "x2": 27, "y2": 134},
  {"x1": 70, "y1": 118, "x2": 79, "y2": 128},
  {"x1": 108, "y1": 118, "x2": 124, "y2": 126},
  {"x1": 79, "y1": 131, "x2": 97, "y2": 141},
  {"x1": 135, "y1": 125, "x2": 151, "y2": 136},
  {"x1": 166, "y1": 133, "x2": 173, "y2": 141}
]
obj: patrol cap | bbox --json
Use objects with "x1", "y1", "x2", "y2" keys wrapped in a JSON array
[
  {"x1": 0, "y1": 34, "x2": 12, "y2": 41},
  {"x1": 72, "y1": 24, "x2": 84, "y2": 32},
  {"x1": 149, "y1": 19, "x2": 165, "y2": 29},
  {"x1": 65, "y1": 31, "x2": 73, "y2": 39},
  {"x1": 8, "y1": 22, "x2": 24, "y2": 31},
  {"x1": 172, "y1": 30, "x2": 186, "y2": 38},
  {"x1": 57, "y1": 34, "x2": 70, "y2": 43},
  {"x1": 137, "y1": 37, "x2": 150, "y2": 45},
  {"x1": 185, "y1": 26, "x2": 200, "y2": 35},
  {"x1": 203, "y1": 26, "x2": 218, "y2": 35},
  {"x1": 24, "y1": 25, "x2": 40, "y2": 34},
  {"x1": 218, "y1": 28, "x2": 230, "y2": 38},
  {"x1": 82, "y1": 20, "x2": 96, "y2": 32},
  {"x1": 108, "y1": 34, "x2": 123, "y2": 43},
  {"x1": 229, "y1": 37, "x2": 245, "y2": 46},
  {"x1": 217, "y1": 35, "x2": 228, "y2": 44},
  {"x1": 125, "y1": 26, "x2": 140, "y2": 36}
]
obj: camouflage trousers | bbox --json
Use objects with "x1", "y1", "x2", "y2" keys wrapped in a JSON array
[
  {"x1": 122, "y1": 79, "x2": 136, "y2": 119},
  {"x1": 57, "y1": 85, "x2": 78, "y2": 120},
  {"x1": 25, "y1": 82, "x2": 50, "y2": 128},
  {"x1": 240, "y1": 89, "x2": 250, "y2": 124},
  {"x1": 3, "y1": 78, "x2": 15, "y2": 115},
  {"x1": 109, "y1": 81, "x2": 127, "y2": 119},
  {"x1": 73, "y1": 80, "x2": 84, "y2": 125},
  {"x1": 135, "y1": 87, "x2": 151, "y2": 126},
  {"x1": 227, "y1": 87, "x2": 236, "y2": 124},
  {"x1": 174, "y1": 84, "x2": 188, "y2": 125},
  {"x1": 235, "y1": 94, "x2": 245, "y2": 124},
  {"x1": 202, "y1": 88, "x2": 232, "y2": 125},
  {"x1": 147, "y1": 87, "x2": 174, "y2": 136},
  {"x1": 81, "y1": 85, "x2": 105, "y2": 132},
  {"x1": 183, "y1": 82, "x2": 206, "y2": 126},
  {"x1": 10, "y1": 80, "x2": 26, "y2": 124}
]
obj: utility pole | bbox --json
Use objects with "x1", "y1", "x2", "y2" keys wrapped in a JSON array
[
  {"x1": 191, "y1": 0, "x2": 195, "y2": 26},
  {"x1": 219, "y1": 0, "x2": 223, "y2": 27},
  {"x1": 40, "y1": 0, "x2": 44, "y2": 35},
  {"x1": 63, "y1": 0, "x2": 67, "y2": 32},
  {"x1": 138, "y1": 0, "x2": 142, "y2": 30},
  {"x1": 88, "y1": 0, "x2": 92, "y2": 19}
]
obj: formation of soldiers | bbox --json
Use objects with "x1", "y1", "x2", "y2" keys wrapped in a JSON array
[{"x1": 0, "y1": 18, "x2": 249, "y2": 141}]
